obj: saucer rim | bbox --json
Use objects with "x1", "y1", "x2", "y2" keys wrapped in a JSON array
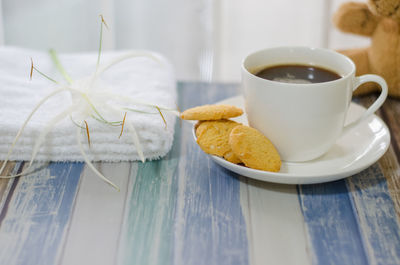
[{"x1": 193, "y1": 95, "x2": 391, "y2": 184}]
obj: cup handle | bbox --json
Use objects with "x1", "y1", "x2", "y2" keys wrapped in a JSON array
[{"x1": 342, "y1": 74, "x2": 388, "y2": 135}]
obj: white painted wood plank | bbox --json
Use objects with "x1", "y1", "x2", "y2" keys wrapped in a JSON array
[
  {"x1": 240, "y1": 180, "x2": 311, "y2": 265},
  {"x1": 60, "y1": 162, "x2": 134, "y2": 265}
]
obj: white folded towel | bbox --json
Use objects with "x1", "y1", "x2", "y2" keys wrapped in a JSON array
[{"x1": 0, "y1": 47, "x2": 177, "y2": 162}]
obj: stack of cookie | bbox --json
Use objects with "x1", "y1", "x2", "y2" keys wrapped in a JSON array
[{"x1": 180, "y1": 104, "x2": 281, "y2": 172}]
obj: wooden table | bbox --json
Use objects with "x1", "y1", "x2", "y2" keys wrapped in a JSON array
[{"x1": 0, "y1": 82, "x2": 399, "y2": 265}]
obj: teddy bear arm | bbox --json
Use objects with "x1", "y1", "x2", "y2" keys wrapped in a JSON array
[{"x1": 333, "y1": 2, "x2": 380, "y2": 36}]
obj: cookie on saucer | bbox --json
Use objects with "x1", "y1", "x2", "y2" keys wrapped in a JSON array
[
  {"x1": 181, "y1": 104, "x2": 243, "y2": 121},
  {"x1": 223, "y1": 150, "x2": 242, "y2": 164},
  {"x1": 196, "y1": 120, "x2": 241, "y2": 162},
  {"x1": 229, "y1": 125, "x2": 281, "y2": 172}
]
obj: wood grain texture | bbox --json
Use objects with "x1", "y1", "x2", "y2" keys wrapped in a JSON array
[
  {"x1": 0, "y1": 162, "x2": 83, "y2": 265},
  {"x1": 117, "y1": 82, "x2": 242, "y2": 265},
  {"x1": 118, "y1": 141, "x2": 179, "y2": 265},
  {"x1": 174, "y1": 82, "x2": 248, "y2": 265},
  {"x1": 298, "y1": 180, "x2": 368, "y2": 265},
  {"x1": 175, "y1": 128, "x2": 248, "y2": 265},
  {"x1": 0, "y1": 162, "x2": 17, "y2": 195},
  {"x1": 380, "y1": 98, "x2": 400, "y2": 161},
  {"x1": 346, "y1": 164, "x2": 400, "y2": 265},
  {"x1": 0, "y1": 162, "x2": 20, "y2": 217},
  {"x1": 299, "y1": 96, "x2": 400, "y2": 265},
  {"x1": 240, "y1": 179, "x2": 310, "y2": 265},
  {"x1": 379, "y1": 98, "x2": 400, "y2": 222},
  {"x1": 378, "y1": 145, "x2": 400, "y2": 222},
  {"x1": 0, "y1": 83, "x2": 398, "y2": 265},
  {"x1": 60, "y1": 162, "x2": 132, "y2": 265},
  {"x1": 359, "y1": 96, "x2": 400, "y2": 224},
  {"x1": 349, "y1": 96, "x2": 400, "y2": 264}
]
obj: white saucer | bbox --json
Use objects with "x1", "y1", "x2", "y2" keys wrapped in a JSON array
[{"x1": 194, "y1": 95, "x2": 391, "y2": 184}]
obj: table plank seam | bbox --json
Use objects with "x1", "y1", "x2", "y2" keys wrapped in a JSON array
[
  {"x1": 298, "y1": 181, "x2": 369, "y2": 265},
  {"x1": 240, "y1": 177, "x2": 255, "y2": 265},
  {"x1": 346, "y1": 181, "x2": 378, "y2": 265},
  {"x1": 296, "y1": 185, "x2": 317, "y2": 264},
  {"x1": 0, "y1": 162, "x2": 23, "y2": 227}
]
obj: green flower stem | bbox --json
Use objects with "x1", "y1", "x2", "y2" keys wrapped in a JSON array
[{"x1": 49, "y1": 49, "x2": 74, "y2": 84}]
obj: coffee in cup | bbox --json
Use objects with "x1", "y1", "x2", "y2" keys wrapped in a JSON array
[{"x1": 255, "y1": 64, "x2": 341, "y2": 84}]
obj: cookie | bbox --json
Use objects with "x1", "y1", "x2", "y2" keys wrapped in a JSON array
[
  {"x1": 229, "y1": 125, "x2": 281, "y2": 172},
  {"x1": 180, "y1": 104, "x2": 243, "y2": 121},
  {"x1": 195, "y1": 121, "x2": 207, "y2": 138},
  {"x1": 223, "y1": 150, "x2": 242, "y2": 164},
  {"x1": 196, "y1": 120, "x2": 241, "y2": 158}
]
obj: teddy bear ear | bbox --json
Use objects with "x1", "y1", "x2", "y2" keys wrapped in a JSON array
[
  {"x1": 367, "y1": 0, "x2": 400, "y2": 21},
  {"x1": 333, "y1": 2, "x2": 379, "y2": 36}
]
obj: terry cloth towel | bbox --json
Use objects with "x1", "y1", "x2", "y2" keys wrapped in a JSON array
[{"x1": 0, "y1": 47, "x2": 177, "y2": 162}]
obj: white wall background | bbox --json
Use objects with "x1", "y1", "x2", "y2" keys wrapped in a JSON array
[{"x1": 0, "y1": 0, "x2": 371, "y2": 82}]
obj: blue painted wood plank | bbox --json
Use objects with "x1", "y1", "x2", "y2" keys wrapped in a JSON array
[
  {"x1": 174, "y1": 83, "x2": 248, "y2": 265},
  {"x1": 118, "y1": 82, "x2": 248, "y2": 265},
  {"x1": 175, "y1": 134, "x2": 249, "y2": 265},
  {"x1": 298, "y1": 180, "x2": 368, "y2": 265},
  {"x1": 346, "y1": 164, "x2": 400, "y2": 265},
  {"x1": 0, "y1": 162, "x2": 84, "y2": 265}
]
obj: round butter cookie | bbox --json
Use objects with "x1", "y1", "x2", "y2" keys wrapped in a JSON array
[
  {"x1": 195, "y1": 121, "x2": 206, "y2": 138},
  {"x1": 196, "y1": 120, "x2": 241, "y2": 159},
  {"x1": 180, "y1": 104, "x2": 243, "y2": 120},
  {"x1": 229, "y1": 125, "x2": 281, "y2": 172}
]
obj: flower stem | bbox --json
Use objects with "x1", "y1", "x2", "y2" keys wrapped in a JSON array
[{"x1": 49, "y1": 49, "x2": 73, "y2": 84}]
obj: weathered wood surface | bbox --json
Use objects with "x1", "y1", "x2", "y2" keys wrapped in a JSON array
[
  {"x1": 380, "y1": 98, "x2": 400, "y2": 223},
  {"x1": 0, "y1": 83, "x2": 399, "y2": 265},
  {"x1": 0, "y1": 162, "x2": 83, "y2": 265}
]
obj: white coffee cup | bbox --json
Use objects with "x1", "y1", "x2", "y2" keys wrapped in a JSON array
[{"x1": 241, "y1": 46, "x2": 388, "y2": 162}]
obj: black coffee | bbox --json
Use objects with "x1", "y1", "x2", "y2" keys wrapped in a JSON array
[{"x1": 255, "y1": 64, "x2": 341, "y2": 84}]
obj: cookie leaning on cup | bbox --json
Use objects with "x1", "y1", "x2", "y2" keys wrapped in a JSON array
[{"x1": 229, "y1": 125, "x2": 281, "y2": 172}]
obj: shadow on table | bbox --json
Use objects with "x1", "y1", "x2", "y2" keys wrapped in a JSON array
[{"x1": 223, "y1": 163, "x2": 386, "y2": 196}]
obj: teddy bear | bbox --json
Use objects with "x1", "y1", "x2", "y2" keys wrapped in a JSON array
[{"x1": 333, "y1": 0, "x2": 400, "y2": 97}]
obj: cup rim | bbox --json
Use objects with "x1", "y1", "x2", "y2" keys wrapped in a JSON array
[{"x1": 241, "y1": 46, "x2": 356, "y2": 86}]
